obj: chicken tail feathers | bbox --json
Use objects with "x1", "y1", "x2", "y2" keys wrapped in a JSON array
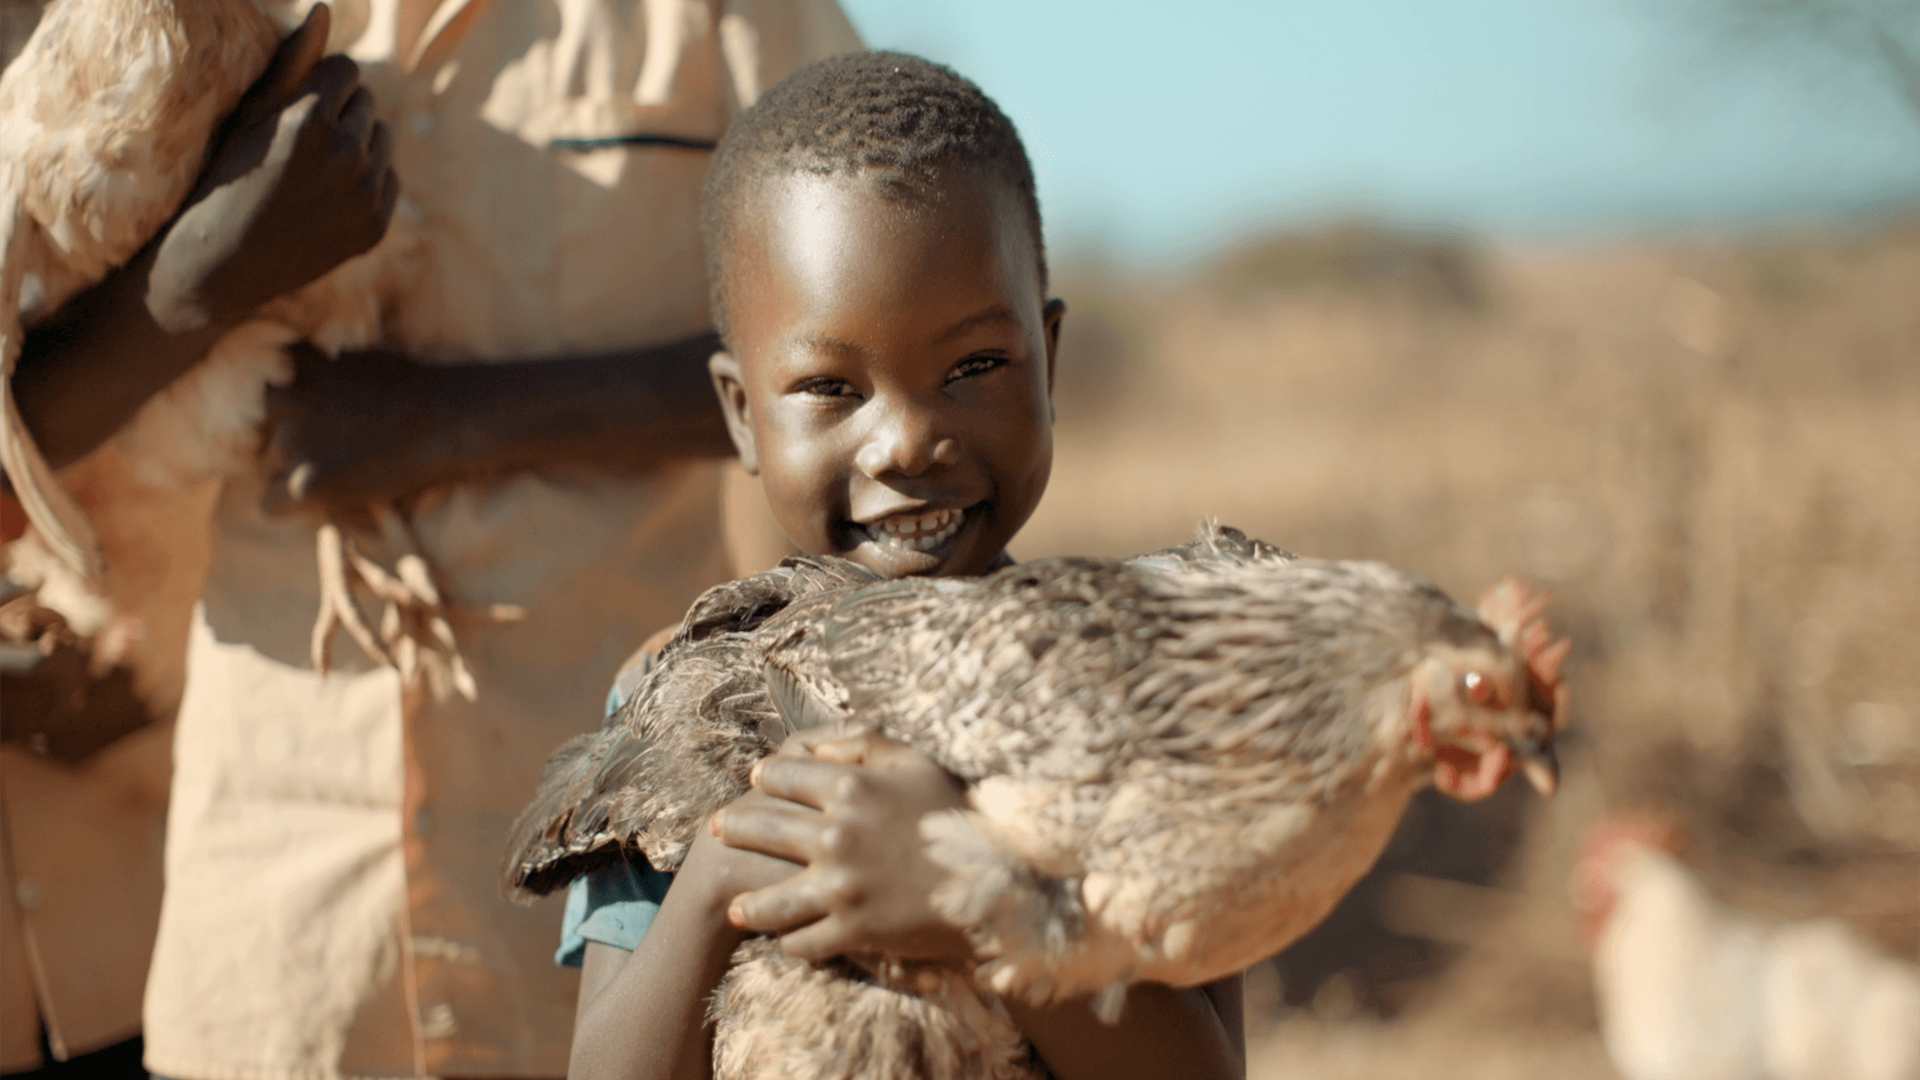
[
  {"x1": 499, "y1": 713, "x2": 653, "y2": 901},
  {"x1": 0, "y1": 190, "x2": 106, "y2": 578},
  {"x1": 499, "y1": 680, "x2": 672, "y2": 899},
  {"x1": 501, "y1": 555, "x2": 876, "y2": 901}
]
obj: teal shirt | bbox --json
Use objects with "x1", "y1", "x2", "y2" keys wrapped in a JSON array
[
  {"x1": 554, "y1": 681, "x2": 674, "y2": 967},
  {"x1": 555, "y1": 858, "x2": 673, "y2": 967}
]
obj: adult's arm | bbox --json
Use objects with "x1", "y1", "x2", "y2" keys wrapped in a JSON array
[
  {"x1": 256, "y1": 336, "x2": 736, "y2": 514},
  {"x1": 11, "y1": 5, "x2": 396, "y2": 471}
]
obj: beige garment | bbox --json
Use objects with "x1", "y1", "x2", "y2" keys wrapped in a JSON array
[
  {"x1": 0, "y1": 467, "x2": 210, "y2": 1073},
  {"x1": 0, "y1": 724, "x2": 174, "y2": 1070},
  {"x1": 139, "y1": 2, "x2": 860, "y2": 1079},
  {"x1": 0, "y1": 447, "x2": 217, "y2": 1070}
]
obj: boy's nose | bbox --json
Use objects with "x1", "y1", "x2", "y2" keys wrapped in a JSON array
[{"x1": 854, "y1": 410, "x2": 960, "y2": 479}]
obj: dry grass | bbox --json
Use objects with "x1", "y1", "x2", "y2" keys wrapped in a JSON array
[{"x1": 1020, "y1": 219, "x2": 1920, "y2": 1076}]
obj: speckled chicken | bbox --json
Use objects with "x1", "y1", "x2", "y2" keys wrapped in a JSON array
[
  {"x1": 505, "y1": 522, "x2": 1568, "y2": 1080},
  {"x1": 0, "y1": 0, "x2": 481, "y2": 695}
]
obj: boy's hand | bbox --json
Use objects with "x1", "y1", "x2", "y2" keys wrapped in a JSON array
[
  {"x1": 149, "y1": 4, "x2": 397, "y2": 334},
  {"x1": 714, "y1": 731, "x2": 974, "y2": 963},
  {"x1": 673, "y1": 790, "x2": 809, "y2": 922}
]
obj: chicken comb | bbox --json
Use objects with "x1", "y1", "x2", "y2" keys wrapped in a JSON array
[{"x1": 1477, "y1": 576, "x2": 1572, "y2": 733}]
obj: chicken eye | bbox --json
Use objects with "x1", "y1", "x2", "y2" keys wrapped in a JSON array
[{"x1": 1460, "y1": 670, "x2": 1502, "y2": 708}]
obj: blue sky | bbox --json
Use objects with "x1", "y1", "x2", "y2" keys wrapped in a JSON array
[{"x1": 837, "y1": 0, "x2": 1920, "y2": 263}]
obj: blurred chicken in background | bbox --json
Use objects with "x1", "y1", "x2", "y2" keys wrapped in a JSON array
[{"x1": 1577, "y1": 814, "x2": 1920, "y2": 1080}]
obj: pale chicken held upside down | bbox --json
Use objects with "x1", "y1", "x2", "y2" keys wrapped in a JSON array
[
  {"x1": 0, "y1": 0, "x2": 486, "y2": 699},
  {"x1": 505, "y1": 523, "x2": 1569, "y2": 1080}
]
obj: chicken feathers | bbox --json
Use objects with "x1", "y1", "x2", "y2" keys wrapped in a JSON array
[
  {"x1": 507, "y1": 553, "x2": 882, "y2": 895},
  {"x1": 504, "y1": 522, "x2": 1564, "y2": 1080},
  {"x1": 0, "y1": 0, "x2": 282, "y2": 575},
  {"x1": 1, "y1": 0, "x2": 456, "y2": 694},
  {"x1": 1580, "y1": 819, "x2": 1920, "y2": 1080}
]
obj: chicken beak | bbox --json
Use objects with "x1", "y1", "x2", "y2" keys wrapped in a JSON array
[{"x1": 1511, "y1": 735, "x2": 1559, "y2": 797}]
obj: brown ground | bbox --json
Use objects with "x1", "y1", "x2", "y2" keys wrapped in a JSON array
[{"x1": 1022, "y1": 219, "x2": 1920, "y2": 1076}]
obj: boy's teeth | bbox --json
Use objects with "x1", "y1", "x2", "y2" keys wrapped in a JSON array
[{"x1": 864, "y1": 508, "x2": 964, "y2": 552}]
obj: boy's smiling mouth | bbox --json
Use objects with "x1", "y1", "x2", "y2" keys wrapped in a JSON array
[{"x1": 857, "y1": 507, "x2": 967, "y2": 553}]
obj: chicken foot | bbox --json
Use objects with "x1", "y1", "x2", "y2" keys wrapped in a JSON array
[
  {"x1": 921, "y1": 807, "x2": 1150, "y2": 1023},
  {"x1": 310, "y1": 502, "x2": 524, "y2": 700}
]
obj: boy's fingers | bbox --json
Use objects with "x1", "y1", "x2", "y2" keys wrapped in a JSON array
[
  {"x1": 374, "y1": 158, "x2": 400, "y2": 226},
  {"x1": 751, "y1": 755, "x2": 840, "y2": 809},
  {"x1": 365, "y1": 120, "x2": 393, "y2": 179},
  {"x1": 730, "y1": 879, "x2": 830, "y2": 935},
  {"x1": 777, "y1": 915, "x2": 854, "y2": 962},
  {"x1": 365, "y1": 122, "x2": 400, "y2": 226},
  {"x1": 773, "y1": 728, "x2": 926, "y2": 767},
  {"x1": 782, "y1": 728, "x2": 919, "y2": 768},
  {"x1": 775, "y1": 725, "x2": 867, "y2": 757},
  {"x1": 809, "y1": 730, "x2": 892, "y2": 765},
  {"x1": 772, "y1": 733, "x2": 820, "y2": 759},
  {"x1": 713, "y1": 798, "x2": 821, "y2": 862}
]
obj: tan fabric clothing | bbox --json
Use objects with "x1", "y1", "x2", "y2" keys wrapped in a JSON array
[
  {"x1": 0, "y1": 452, "x2": 218, "y2": 1072},
  {"x1": 2, "y1": 5, "x2": 173, "y2": 1070},
  {"x1": 139, "y1": 3, "x2": 860, "y2": 1078},
  {"x1": 0, "y1": 725, "x2": 173, "y2": 1070},
  {"x1": 0, "y1": 826, "x2": 36, "y2": 1074}
]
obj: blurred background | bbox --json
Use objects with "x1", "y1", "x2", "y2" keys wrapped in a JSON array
[
  {"x1": 837, "y1": 1, "x2": 1918, "y2": 1076},
  {"x1": 4, "y1": 1, "x2": 1917, "y2": 1077}
]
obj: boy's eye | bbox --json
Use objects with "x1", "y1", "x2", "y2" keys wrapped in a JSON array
[
  {"x1": 793, "y1": 377, "x2": 860, "y2": 399},
  {"x1": 946, "y1": 354, "x2": 1006, "y2": 384}
]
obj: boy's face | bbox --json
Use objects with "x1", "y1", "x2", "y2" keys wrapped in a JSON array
[{"x1": 711, "y1": 167, "x2": 1062, "y2": 578}]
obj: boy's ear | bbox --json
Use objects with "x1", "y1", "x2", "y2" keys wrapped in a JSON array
[
  {"x1": 708, "y1": 351, "x2": 759, "y2": 475},
  {"x1": 1042, "y1": 298, "x2": 1067, "y2": 415}
]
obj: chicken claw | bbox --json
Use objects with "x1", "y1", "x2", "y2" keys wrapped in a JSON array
[
  {"x1": 309, "y1": 503, "x2": 519, "y2": 700},
  {"x1": 312, "y1": 521, "x2": 389, "y2": 674}
]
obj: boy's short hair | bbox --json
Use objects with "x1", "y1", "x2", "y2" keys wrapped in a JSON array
[{"x1": 702, "y1": 51, "x2": 1047, "y2": 345}]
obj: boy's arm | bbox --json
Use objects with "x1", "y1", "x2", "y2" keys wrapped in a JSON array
[
  {"x1": 572, "y1": 863, "x2": 741, "y2": 1080},
  {"x1": 12, "y1": 6, "x2": 395, "y2": 472},
  {"x1": 717, "y1": 734, "x2": 1248, "y2": 1080},
  {"x1": 570, "y1": 807, "x2": 801, "y2": 1080},
  {"x1": 1003, "y1": 976, "x2": 1245, "y2": 1080}
]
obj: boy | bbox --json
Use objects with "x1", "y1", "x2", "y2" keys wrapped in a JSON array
[{"x1": 560, "y1": 53, "x2": 1246, "y2": 1080}]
